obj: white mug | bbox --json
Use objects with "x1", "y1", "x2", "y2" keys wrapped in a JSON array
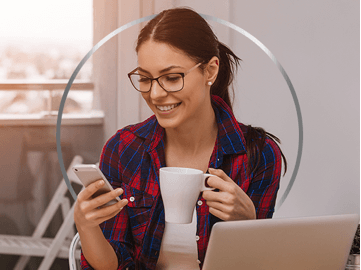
[{"x1": 159, "y1": 167, "x2": 215, "y2": 224}]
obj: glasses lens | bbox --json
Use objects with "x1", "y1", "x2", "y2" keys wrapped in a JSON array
[
  {"x1": 130, "y1": 74, "x2": 151, "y2": 92},
  {"x1": 159, "y1": 74, "x2": 184, "y2": 92}
]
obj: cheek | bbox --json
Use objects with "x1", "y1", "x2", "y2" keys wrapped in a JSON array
[
  {"x1": 185, "y1": 84, "x2": 208, "y2": 106},
  {"x1": 187, "y1": 76, "x2": 208, "y2": 97}
]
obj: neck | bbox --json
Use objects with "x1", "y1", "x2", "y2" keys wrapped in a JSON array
[{"x1": 164, "y1": 101, "x2": 218, "y2": 156}]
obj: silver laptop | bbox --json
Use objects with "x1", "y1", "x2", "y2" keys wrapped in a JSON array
[{"x1": 203, "y1": 214, "x2": 359, "y2": 270}]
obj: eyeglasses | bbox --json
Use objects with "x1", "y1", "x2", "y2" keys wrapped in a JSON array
[{"x1": 127, "y1": 63, "x2": 202, "y2": 93}]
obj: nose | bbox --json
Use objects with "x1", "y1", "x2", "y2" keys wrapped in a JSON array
[{"x1": 150, "y1": 80, "x2": 168, "y2": 100}]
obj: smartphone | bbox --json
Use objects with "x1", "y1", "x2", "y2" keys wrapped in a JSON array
[{"x1": 72, "y1": 164, "x2": 121, "y2": 206}]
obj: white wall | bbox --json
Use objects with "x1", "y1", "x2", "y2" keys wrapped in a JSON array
[
  {"x1": 99, "y1": 0, "x2": 359, "y2": 218},
  {"x1": 227, "y1": 0, "x2": 359, "y2": 218}
]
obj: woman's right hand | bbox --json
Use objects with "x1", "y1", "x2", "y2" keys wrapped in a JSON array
[{"x1": 74, "y1": 179, "x2": 129, "y2": 230}]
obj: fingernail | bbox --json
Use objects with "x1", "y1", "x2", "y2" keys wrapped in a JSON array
[
  {"x1": 98, "y1": 180, "x2": 104, "y2": 186},
  {"x1": 116, "y1": 188, "x2": 123, "y2": 194}
]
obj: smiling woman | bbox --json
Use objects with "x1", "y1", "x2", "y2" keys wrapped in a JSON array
[{"x1": 74, "y1": 7, "x2": 287, "y2": 270}]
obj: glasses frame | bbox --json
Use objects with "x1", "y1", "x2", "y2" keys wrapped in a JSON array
[{"x1": 127, "y1": 62, "x2": 202, "y2": 93}]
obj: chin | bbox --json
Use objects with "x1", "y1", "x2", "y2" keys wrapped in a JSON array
[
  {"x1": 155, "y1": 111, "x2": 189, "y2": 130},
  {"x1": 156, "y1": 117, "x2": 180, "y2": 129}
]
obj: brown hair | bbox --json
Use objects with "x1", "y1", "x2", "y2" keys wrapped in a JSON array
[
  {"x1": 136, "y1": 7, "x2": 286, "y2": 175},
  {"x1": 136, "y1": 7, "x2": 240, "y2": 109}
]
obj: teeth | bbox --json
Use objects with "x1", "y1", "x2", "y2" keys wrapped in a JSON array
[{"x1": 157, "y1": 103, "x2": 180, "y2": 111}]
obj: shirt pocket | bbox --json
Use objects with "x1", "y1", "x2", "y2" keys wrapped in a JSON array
[{"x1": 121, "y1": 183, "x2": 155, "y2": 246}]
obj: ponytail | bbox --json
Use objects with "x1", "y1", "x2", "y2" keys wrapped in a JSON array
[
  {"x1": 245, "y1": 125, "x2": 287, "y2": 177},
  {"x1": 210, "y1": 42, "x2": 241, "y2": 111}
]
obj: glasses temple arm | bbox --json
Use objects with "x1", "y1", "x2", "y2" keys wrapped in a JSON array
[{"x1": 184, "y1": 62, "x2": 202, "y2": 76}]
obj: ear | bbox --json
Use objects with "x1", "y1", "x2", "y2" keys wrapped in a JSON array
[{"x1": 205, "y1": 56, "x2": 220, "y2": 85}]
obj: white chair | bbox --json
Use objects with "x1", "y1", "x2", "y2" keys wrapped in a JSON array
[
  {"x1": 69, "y1": 232, "x2": 81, "y2": 270},
  {"x1": 69, "y1": 234, "x2": 130, "y2": 270},
  {"x1": 0, "y1": 155, "x2": 83, "y2": 270}
]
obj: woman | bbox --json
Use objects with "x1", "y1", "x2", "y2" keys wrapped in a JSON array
[{"x1": 75, "y1": 7, "x2": 286, "y2": 270}]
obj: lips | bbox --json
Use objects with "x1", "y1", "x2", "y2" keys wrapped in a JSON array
[{"x1": 156, "y1": 102, "x2": 181, "y2": 112}]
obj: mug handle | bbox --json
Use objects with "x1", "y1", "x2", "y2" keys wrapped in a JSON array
[{"x1": 201, "y1": 173, "x2": 216, "y2": 191}]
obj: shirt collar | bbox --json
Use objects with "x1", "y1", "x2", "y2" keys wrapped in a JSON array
[
  {"x1": 128, "y1": 115, "x2": 164, "y2": 152},
  {"x1": 130, "y1": 95, "x2": 246, "y2": 155}
]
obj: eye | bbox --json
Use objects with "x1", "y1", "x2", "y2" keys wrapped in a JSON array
[
  {"x1": 138, "y1": 76, "x2": 151, "y2": 83},
  {"x1": 164, "y1": 75, "x2": 181, "y2": 82}
]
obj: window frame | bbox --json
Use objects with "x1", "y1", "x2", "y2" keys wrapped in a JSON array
[{"x1": 0, "y1": 80, "x2": 103, "y2": 126}]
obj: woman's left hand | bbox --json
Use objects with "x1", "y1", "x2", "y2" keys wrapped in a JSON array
[{"x1": 202, "y1": 168, "x2": 256, "y2": 221}]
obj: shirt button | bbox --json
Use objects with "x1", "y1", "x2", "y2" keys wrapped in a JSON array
[
  {"x1": 197, "y1": 260, "x2": 201, "y2": 264},
  {"x1": 129, "y1": 196, "x2": 135, "y2": 202},
  {"x1": 197, "y1": 200, "x2": 203, "y2": 206},
  {"x1": 196, "y1": 235, "x2": 200, "y2": 241}
]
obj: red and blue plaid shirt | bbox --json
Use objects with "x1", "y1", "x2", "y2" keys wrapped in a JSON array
[{"x1": 81, "y1": 95, "x2": 282, "y2": 270}]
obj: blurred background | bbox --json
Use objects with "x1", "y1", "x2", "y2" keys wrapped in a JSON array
[
  {"x1": 0, "y1": 0, "x2": 93, "y2": 114},
  {"x1": 0, "y1": 1, "x2": 98, "y2": 269},
  {"x1": 0, "y1": 0, "x2": 359, "y2": 269}
]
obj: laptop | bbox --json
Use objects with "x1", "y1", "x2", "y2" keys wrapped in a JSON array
[{"x1": 203, "y1": 214, "x2": 359, "y2": 270}]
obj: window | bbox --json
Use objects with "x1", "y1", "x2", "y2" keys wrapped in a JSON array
[{"x1": 0, "y1": 0, "x2": 99, "y2": 124}]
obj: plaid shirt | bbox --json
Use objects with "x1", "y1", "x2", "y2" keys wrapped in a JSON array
[{"x1": 81, "y1": 95, "x2": 282, "y2": 270}]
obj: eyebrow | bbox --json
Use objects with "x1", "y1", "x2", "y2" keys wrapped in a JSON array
[{"x1": 137, "y1": 65, "x2": 183, "y2": 75}]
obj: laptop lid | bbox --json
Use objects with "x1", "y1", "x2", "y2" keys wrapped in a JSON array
[{"x1": 203, "y1": 214, "x2": 359, "y2": 270}]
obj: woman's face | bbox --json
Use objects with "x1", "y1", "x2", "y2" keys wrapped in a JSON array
[{"x1": 137, "y1": 40, "x2": 210, "y2": 130}]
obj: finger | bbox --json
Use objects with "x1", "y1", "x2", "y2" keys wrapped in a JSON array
[
  {"x1": 90, "y1": 188, "x2": 125, "y2": 209},
  {"x1": 95, "y1": 208, "x2": 124, "y2": 224},
  {"x1": 78, "y1": 179, "x2": 105, "y2": 201},
  {"x1": 85, "y1": 199, "x2": 128, "y2": 221},
  {"x1": 97, "y1": 199, "x2": 128, "y2": 218},
  {"x1": 208, "y1": 168, "x2": 234, "y2": 183},
  {"x1": 101, "y1": 198, "x2": 129, "y2": 213},
  {"x1": 205, "y1": 175, "x2": 231, "y2": 192},
  {"x1": 104, "y1": 199, "x2": 128, "y2": 216},
  {"x1": 208, "y1": 206, "x2": 230, "y2": 221},
  {"x1": 206, "y1": 200, "x2": 231, "y2": 213},
  {"x1": 202, "y1": 190, "x2": 221, "y2": 202},
  {"x1": 202, "y1": 190, "x2": 232, "y2": 204}
]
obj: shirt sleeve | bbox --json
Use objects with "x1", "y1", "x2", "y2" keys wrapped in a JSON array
[
  {"x1": 247, "y1": 136, "x2": 282, "y2": 219},
  {"x1": 80, "y1": 130, "x2": 136, "y2": 270}
]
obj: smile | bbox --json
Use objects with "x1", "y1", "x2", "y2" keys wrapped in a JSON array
[{"x1": 156, "y1": 103, "x2": 181, "y2": 112}]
